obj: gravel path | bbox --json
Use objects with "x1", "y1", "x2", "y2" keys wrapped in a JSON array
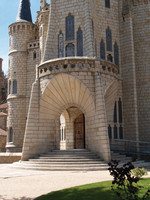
[{"x1": 0, "y1": 164, "x2": 150, "y2": 200}]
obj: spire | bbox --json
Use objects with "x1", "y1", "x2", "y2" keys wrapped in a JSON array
[{"x1": 16, "y1": 0, "x2": 32, "y2": 23}]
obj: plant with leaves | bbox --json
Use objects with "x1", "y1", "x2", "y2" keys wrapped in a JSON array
[
  {"x1": 131, "y1": 168, "x2": 148, "y2": 178},
  {"x1": 108, "y1": 160, "x2": 150, "y2": 200}
]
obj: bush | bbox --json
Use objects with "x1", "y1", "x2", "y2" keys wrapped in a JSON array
[
  {"x1": 108, "y1": 160, "x2": 150, "y2": 200},
  {"x1": 131, "y1": 168, "x2": 148, "y2": 178}
]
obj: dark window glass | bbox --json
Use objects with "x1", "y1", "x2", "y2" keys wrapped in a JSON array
[
  {"x1": 8, "y1": 127, "x2": 13, "y2": 142},
  {"x1": 105, "y1": 0, "x2": 110, "y2": 8},
  {"x1": 13, "y1": 80, "x2": 17, "y2": 94},
  {"x1": 118, "y1": 98, "x2": 122, "y2": 123},
  {"x1": 9, "y1": 80, "x2": 11, "y2": 94},
  {"x1": 100, "y1": 40, "x2": 105, "y2": 60},
  {"x1": 113, "y1": 102, "x2": 117, "y2": 123},
  {"x1": 66, "y1": 13, "x2": 74, "y2": 41},
  {"x1": 33, "y1": 52, "x2": 36, "y2": 60},
  {"x1": 107, "y1": 54, "x2": 113, "y2": 62},
  {"x1": 58, "y1": 31, "x2": 64, "y2": 58},
  {"x1": 114, "y1": 42, "x2": 119, "y2": 66},
  {"x1": 65, "y1": 43, "x2": 75, "y2": 57},
  {"x1": 77, "y1": 27, "x2": 83, "y2": 56},
  {"x1": 106, "y1": 27, "x2": 112, "y2": 51},
  {"x1": 114, "y1": 125, "x2": 118, "y2": 139},
  {"x1": 108, "y1": 125, "x2": 112, "y2": 139},
  {"x1": 119, "y1": 126, "x2": 123, "y2": 139}
]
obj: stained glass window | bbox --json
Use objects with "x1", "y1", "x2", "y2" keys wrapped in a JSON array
[
  {"x1": 13, "y1": 80, "x2": 17, "y2": 94},
  {"x1": 100, "y1": 39, "x2": 105, "y2": 60},
  {"x1": 105, "y1": 0, "x2": 110, "y2": 8},
  {"x1": 58, "y1": 31, "x2": 64, "y2": 58},
  {"x1": 66, "y1": 13, "x2": 74, "y2": 41},
  {"x1": 108, "y1": 125, "x2": 112, "y2": 140},
  {"x1": 77, "y1": 27, "x2": 83, "y2": 56},
  {"x1": 113, "y1": 102, "x2": 117, "y2": 123},
  {"x1": 106, "y1": 27, "x2": 112, "y2": 51}
]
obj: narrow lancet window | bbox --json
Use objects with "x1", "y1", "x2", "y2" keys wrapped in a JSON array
[
  {"x1": 106, "y1": 27, "x2": 112, "y2": 51},
  {"x1": 13, "y1": 80, "x2": 17, "y2": 94},
  {"x1": 77, "y1": 27, "x2": 83, "y2": 56},
  {"x1": 114, "y1": 42, "x2": 119, "y2": 66},
  {"x1": 65, "y1": 43, "x2": 75, "y2": 57},
  {"x1": 58, "y1": 31, "x2": 64, "y2": 58},
  {"x1": 66, "y1": 13, "x2": 74, "y2": 41},
  {"x1": 100, "y1": 39, "x2": 105, "y2": 60}
]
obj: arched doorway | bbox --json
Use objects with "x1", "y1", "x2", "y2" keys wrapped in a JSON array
[{"x1": 74, "y1": 114, "x2": 85, "y2": 149}]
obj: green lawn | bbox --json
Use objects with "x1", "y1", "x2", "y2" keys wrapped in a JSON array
[{"x1": 35, "y1": 178, "x2": 150, "y2": 200}]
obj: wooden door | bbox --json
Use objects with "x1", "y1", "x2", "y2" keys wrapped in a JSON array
[{"x1": 74, "y1": 114, "x2": 85, "y2": 149}]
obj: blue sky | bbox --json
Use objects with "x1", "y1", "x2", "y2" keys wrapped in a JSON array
[{"x1": 0, "y1": 0, "x2": 41, "y2": 74}]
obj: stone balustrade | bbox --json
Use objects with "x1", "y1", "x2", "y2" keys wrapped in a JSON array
[{"x1": 38, "y1": 57, "x2": 119, "y2": 78}]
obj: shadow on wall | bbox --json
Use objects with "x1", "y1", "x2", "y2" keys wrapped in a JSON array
[{"x1": 0, "y1": 196, "x2": 33, "y2": 200}]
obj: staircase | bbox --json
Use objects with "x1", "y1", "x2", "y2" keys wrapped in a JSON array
[{"x1": 12, "y1": 149, "x2": 108, "y2": 171}]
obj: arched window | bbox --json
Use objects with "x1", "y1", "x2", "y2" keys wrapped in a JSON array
[
  {"x1": 65, "y1": 43, "x2": 75, "y2": 57},
  {"x1": 114, "y1": 42, "x2": 119, "y2": 66},
  {"x1": 9, "y1": 80, "x2": 11, "y2": 94},
  {"x1": 119, "y1": 126, "x2": 123, "y2": 139},
  {"x1": 107, "y1": 54, "x2": 113, "y2": 62},
  {"x1": 66, "y1": 13, "x2": 74, "y2": 41},
  {"x1": 100, "y1": 39, "x2": 105, "y2": 60},
  {"x1": 77, "y1": 27, "x2": 83, "y2": 56},
  {"x1": 33, "y1": 51, "x2": 36, "y2": 60},
  {"x1": 108, "y1": 125, "x2": 112, "y2": 140},
  {"x1": 118, "y1": 98, "x2": 122, "y2": 123},
  {"x1": 114, "y1": 125, "x2": 118, "y2": 139},
  {"x1": 113, "y1": 102, "x2": 117, "y2": 123},
  {"x1": 106, "y1": 27, "x2": 112, "y2": 51},
  {"x1": 8, "y1": 127, "x2": 13, "y2": 143},
  {"x1": 58, "y1": 31, "x2": 64, "y2": 58},
  {"x1": 13, "y1": 80, "x2": 17, "y2": 94},
  {"x1": 105, "y1": 0, "x2": 110, "y2": 8}
]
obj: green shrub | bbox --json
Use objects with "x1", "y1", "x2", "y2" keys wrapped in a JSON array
[{"x1": 131, "y1": 168, "x2": 148, "y2": 178}]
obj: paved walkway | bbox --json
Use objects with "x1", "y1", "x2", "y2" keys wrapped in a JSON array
[{"x1": 0, "y1": 164, "x2": 150, "y2": 200}]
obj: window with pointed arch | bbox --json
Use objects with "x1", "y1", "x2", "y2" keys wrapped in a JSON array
[
  {"x1": 106, "y1": 27, "x2": 112, "y2": 51},
  {"x1": 105, "y1": 0, "x2": 110, "y2": 8},
  {"x1": 66, "y1": 13, "x2": 74, "y2": 41},
  {"x1": 65, "y1": 43, "x2": 75, "y2": 57},
  {"x1": 100, "y1": 39, "x2": 105, "y2": 60},
  {"x1": 58, "y1": 30, "x2": 64, "y2": 58},
  {"x1": 9, "y1": 80, "x2": 11, "y2": 94},
  {"x1": 77, "y1": 27, "x2": 83, "y2": 56},
  {"x1": 118, "y1": 98, "x2": 122, "y2": 123},
  {"x1": 33, "y1": 51, "x2": 36, "y2": 60},
  {"x1": 114, "y1": 42, "x2": 119, "y2": 66},
  {"x1": 108, "y1": 125, "x2": 112, "y2": 140},
  {"x1": 13, "y1": 80, "x2": 17, "y2": 94}
]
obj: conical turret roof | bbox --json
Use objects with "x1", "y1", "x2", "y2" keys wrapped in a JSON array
[{"x1": 16, "y1": 0, "x2": 32, "y2": 23}]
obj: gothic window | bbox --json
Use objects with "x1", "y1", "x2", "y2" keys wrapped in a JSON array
[
  {"x1": 58, "y1": 31, "x2": 64, "y2": 58},
  {"x1": 118, "y1": 98, "x2": 122, "y2": 123},
  {"x1": 13, "y1": 80, "x2": 17, "y2": 94},
  {"x1": 114, "y1": 125, "x2": 118, "y2": 139},
  {"x1": 66, "y1": 13, "x2": 74, "y2": 41},
  {"x1": 113, "y1": 102, "x2": 117, "y2": 123},
  {"x1": 105, "y1": 0, "x2": 110, "y2": 8},
  {"x1": 65, "y1": 43, "x2": 75, "y2": 57},
  {"x1": 119, "y1": 126, "x2": 123, "y2": 139},
  {"x1": 8, "y1": 127, "x2": 13, "y2": 143},
  {"x1": 107, "y1": 54, "x2": 113, "y2": 62},
  {"x1": 100, "y1": 39, "x2": 105, "y2": 60},
  {"x1": 106, "y1": 27, "x2": 112, "y2": 51},
  {"x1": 114, "y1": 42, "x2": 119, "y2": 66},
  {"x1": 108, "y1": 125, "x2": 112, "y2": 140},
  {"x1": 9, "y1": 80, "x2": 11, "y2": 94},
  {"x1": 77, "y1": 27, "x2": 83, "y2": 56}
]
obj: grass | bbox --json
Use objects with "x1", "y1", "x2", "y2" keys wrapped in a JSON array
[{"x1": 35, "y1": 178, "x2": 150, "y2": 200}]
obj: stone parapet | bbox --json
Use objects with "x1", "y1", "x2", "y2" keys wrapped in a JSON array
[{"x1": 0, "y1": 153, "x2": 22, "y2": 163}]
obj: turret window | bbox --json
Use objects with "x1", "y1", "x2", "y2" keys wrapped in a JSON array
[
  {"x1": 77, "y1": 27, "x2": 83, "y2": 56},
  {"x1": 9, "y1": 80, "x2": 11, "y2": 94},
  {"x1": 58, "y1": 31, "x2": 64, "y2": 58},
  {"x1": 66, "y1": 13, "x2": 74, "y2": 41},
  {"x1": 65, "y1": 43, "x2": 75, "y2": 57},
  {"x1": 106, "y1": 27, "x2": 112, "y2": 51},
  {"x1": 13, "y1": 80, "x2": 17, "y2": 94},
  {"x1": 100, "y1": 39, "x2": 105, "y2": 60},
  {"x1": 33, "y1": 52, "x2": 36, "y2": 60},
  {"x1": 8, "y1": 127, "x2": 13, "y2": 143},
  {"x1": 105, "y1": 0, "x2": 110, "y2": 8}
]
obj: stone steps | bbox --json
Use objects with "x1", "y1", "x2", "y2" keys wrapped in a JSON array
[{"x1": 12, "y1": 149, "x2": 108, "y2": 171}]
